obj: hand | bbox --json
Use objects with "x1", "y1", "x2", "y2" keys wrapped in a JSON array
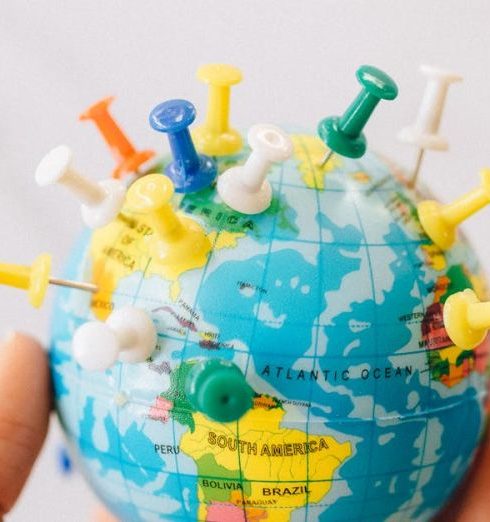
[
  {"x1": 434, "y1": 424, "x2": 490, "y2": 521},
  {"x1": 0, "y1": 332, "x2": 116, "y2": 522}
]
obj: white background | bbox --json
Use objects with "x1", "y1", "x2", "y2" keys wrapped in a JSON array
[{"x1": 2, "y1": 1, "x2": 490, "y2": 520}]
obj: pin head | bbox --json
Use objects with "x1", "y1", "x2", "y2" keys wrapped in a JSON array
[
  {"x1": 126, "y1": 173, "x2": 174, "y2": 213},
  {"x1": 356, "y1": 65, "x2": 398, "y2": 101},
  {"x1": 29, "y1": 253, "x2": 51, "y2": 308},
  {"x1": 194, "y1": 64, "x2": 243, "y2": 156},
  {"x1": 0, "y1": 254, "x2": 51, "y2": 308},
  {"x1": 72, "y1": 306, "x2": 157, "y2": 370},
  {"x1": 248, "y1": 124, "x2": 293, "y2": 162},
  {"x1": 197, "y1": 64, "x2": 242, "y2": 87},
  {"x1": 73, "y1": 321, "x2": 120, "y2": 371},
  {"x1": 185, "y1": 359, "x2": 254, "y2": 422},
  {"x1": 80, "y1": 96, "x2": 155, "y2": 179},
  {"x1": 318, "y1": 65, "x2": 398, "y2": 159},
  {"x1": 443, "y1": 289, "x2": 487, "y2": 349},
  {"x1": 126, "y1": 174, "x2": 211, "y2": 266},
  {"x1": 150, "y1": 99, "x2": 217, "y2": 193},
  {"x1": 35, "y1": 145, "x2": 73, "y2": 186},
  {"x1": 79, "y1": 96, "x2": 115, "y2": 120},
  {"x1": 420, "y1": 64, "x2": 462, "y2": 84},
  {"x1": 217, "y1": 124, "x2": 292, "y2": 215},
  {"x1": 418, "y1": 168, "x2": 490, "y2": 250},
  {"x1": 149, "y1": 99, "x2": 196, "y2": 134},
  {"x1": 398, "y1": 64, "x2": 462, "y2": 152},
  {"x1": 107, "y1": 306, "x2": 157, "y2": 364}
]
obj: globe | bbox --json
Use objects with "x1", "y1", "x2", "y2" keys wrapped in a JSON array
[{"x1": 50, "y1": 133, "x2": 489, "y2": 522}]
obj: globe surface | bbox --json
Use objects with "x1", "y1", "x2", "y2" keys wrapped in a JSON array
[{"x1": 51, "y1": 133, "x2": 489, "y2": 522}]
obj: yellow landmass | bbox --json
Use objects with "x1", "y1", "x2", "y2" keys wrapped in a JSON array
[
  {"x1": 421, "y1": 244, "x2": 446, "y2": 272},
  {"x1": 437, "y1": 345, "x2": 476, "y2": 388},
  {"x1": 229, "y1": 491, "x2": 268, "y2": 520},
  {"x1": 291, "y1": 135, "x2": 342, "y2": 189},
  {"x1": 181, "y1": 404, "x2": 351, "y2": 521},
  {"x1": 89, "y1": 212, "x2": 244, "y2": 320},
  {"x1": 207, "y1": 230, "x2": 245, "y2": 249}
]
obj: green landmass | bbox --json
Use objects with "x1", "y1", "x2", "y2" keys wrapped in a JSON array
[
  {"x1": 146, "y1": 156, "x2": 298, "y2": 239},
  {"x1": 428, "y1": 350, "x2": 450, "y2": 380},
  {"x1": 161, "y1": 362, "x2": 196, "y2": 432},
  {"x1": 441, "y1": 265, "x2": 473, "y2": 304},
  {"x1": 456, "y1": 350, "x2": 475, "y2": 368},
  {"x1": 196, "y1": 453, "x2": 251, "y2": 502}
]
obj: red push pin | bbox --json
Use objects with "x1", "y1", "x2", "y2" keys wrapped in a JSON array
[{"x1": 80, "y1": 96, "x2": 155, "y2": 179}]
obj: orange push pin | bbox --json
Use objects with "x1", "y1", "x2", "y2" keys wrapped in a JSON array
[
  {"x1": 444, "y1": 289, "x2": 490, "y2": 349},
  {"x1": 80, "y1": 96, "x2": 155, "y2": 179},
  {"x1": 418, "y1": 168, "x2": 490, "y2": 250},
  {"x1": 193, "y1": 64, "x2": 243, "y2": 156},
  {"x1": 126, "y1": 174, "x2": 211, "y2": 267},
  {"x1": 0, "y1": 254, "x2": 97, "y2": 308}
]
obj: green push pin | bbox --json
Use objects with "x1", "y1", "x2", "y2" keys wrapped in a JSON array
[
  {"x1": 318, "y1": 65, "x2": 398, "y2": 167},
  {"x1": 185, "y1": 359, "x2": 254, "y2": 423}
]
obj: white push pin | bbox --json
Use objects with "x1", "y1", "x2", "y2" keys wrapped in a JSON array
[
  {"x1": 217, "y1": 124, "x2": 293, "y2": 214},
  {"x1": 35, "y1": 145, "x2": 126, "y2": 229},
  {"x1": 72, "y1": 306, "x2": 157, "y2": 371},
  {"x1": 398, "y1": 65, "x2": 462, "y2": 188}
]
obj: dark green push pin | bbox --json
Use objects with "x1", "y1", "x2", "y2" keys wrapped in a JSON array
[
  {"x1": 185, "y1": 359, "x2": 254, "y2": 423},
  {"x1": 318, "y1": 65, "x2": 398, "y2": 167}
]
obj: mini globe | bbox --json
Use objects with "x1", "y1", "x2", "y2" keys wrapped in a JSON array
[{"x1": 50, "y1": 132, "x2": 489, "y2": 521}]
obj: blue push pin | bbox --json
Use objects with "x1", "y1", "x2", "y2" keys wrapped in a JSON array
[
  {"x1": 57, "y1": 445, "x2": 73, "y2": 475},
  {"x1": 149, "y1": 99, "x2": 217, "y2": 193}
]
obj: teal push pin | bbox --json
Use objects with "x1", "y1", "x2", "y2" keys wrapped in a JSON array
[
  {"x1": 185, "y1": 359, "x2": 254, "y2": 423},
  {"x1": 318, "y1": 65, "x2": 398, "y2": 167}
]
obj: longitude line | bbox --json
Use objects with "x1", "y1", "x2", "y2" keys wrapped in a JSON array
[{"x1": 350, "y1": 160, "x2": 380, "y2": 522}]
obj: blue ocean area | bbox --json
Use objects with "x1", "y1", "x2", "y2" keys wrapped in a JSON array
[{"x1": 48, "y1": 146, "x2": 487, "y2": 521}]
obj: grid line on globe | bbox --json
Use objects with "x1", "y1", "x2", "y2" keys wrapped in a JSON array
[{"x1": 0, "y1": 63, "x2": 481, "y2": 521}]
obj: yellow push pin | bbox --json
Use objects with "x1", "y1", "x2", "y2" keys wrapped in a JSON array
[
  {"x1": 418, "y1": 168, "x2": 490, "y2": 250},
  {"x1": 0, "y1": 254, "x2": 97, "y2": 308},
  {"x1": 192, "y1": 64, "x2": 243, "y2": 156},
  {"x1": 126, "y1": 174, "x2": 211, "y2": 266},
  {"x1": 444, "y1": 289, "x2": 490, "y2": 349}
]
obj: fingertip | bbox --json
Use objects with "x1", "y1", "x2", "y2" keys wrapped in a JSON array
[
  {"x1": 92, "y1": 505, "x2": 120, "y2": 522},
  {"x1": 0, "y1": 331, "x2": 50, "y2": 516}
]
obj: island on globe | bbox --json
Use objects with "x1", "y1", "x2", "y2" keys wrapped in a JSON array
[{"x1": 50, "y1": 133, "x2": 489, "y2": 521}]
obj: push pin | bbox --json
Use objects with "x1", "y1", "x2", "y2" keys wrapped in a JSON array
[
  {"x1": 444, "y1": 289, "x2": 490, "y2": 349},
  {"x1": 418, "y1": 168, "x2": 490, "y2": 250},
  {"x1": 318, "y1": 65, "x2": 398, "y2": 166},
  {"x1": 185, "y1": 359, "x2": 254, "y2": 422},
  {"x1": 80, "y1": 96, "x2": 155, "y2": 179},
  {"x1": 126, "y1": 174, "x2": 211, "y2": 266},
  {"x1": 217, "y1": 124, "x2": 293, "y2": 214},
  {"x1": 399, "y1": 66, "x2": 462, "y2": 188},
  {"x1": 149, "y1": 99, "x2": 217, "y2": 193},
  {"x1": 72, "y1": 306, "x2": 157, "y2": 371},
  {"x1": 36, "y1": 145, "x2": 126, "y2": 229},
  {"x1": 193, "y1": 64, "x2": 243, "y2": 156},
  {"x1": 0, "y1": 253, "x2": 97, "y2": 308}
]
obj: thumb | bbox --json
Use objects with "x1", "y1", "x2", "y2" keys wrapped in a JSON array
[{"x1": 0, "y1": 332, "x2": 50, "y2": 517}]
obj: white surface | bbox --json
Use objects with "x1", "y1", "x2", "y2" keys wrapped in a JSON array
[{"x1": 2, "y1": 0, "x2": 490, "y2": 520}]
